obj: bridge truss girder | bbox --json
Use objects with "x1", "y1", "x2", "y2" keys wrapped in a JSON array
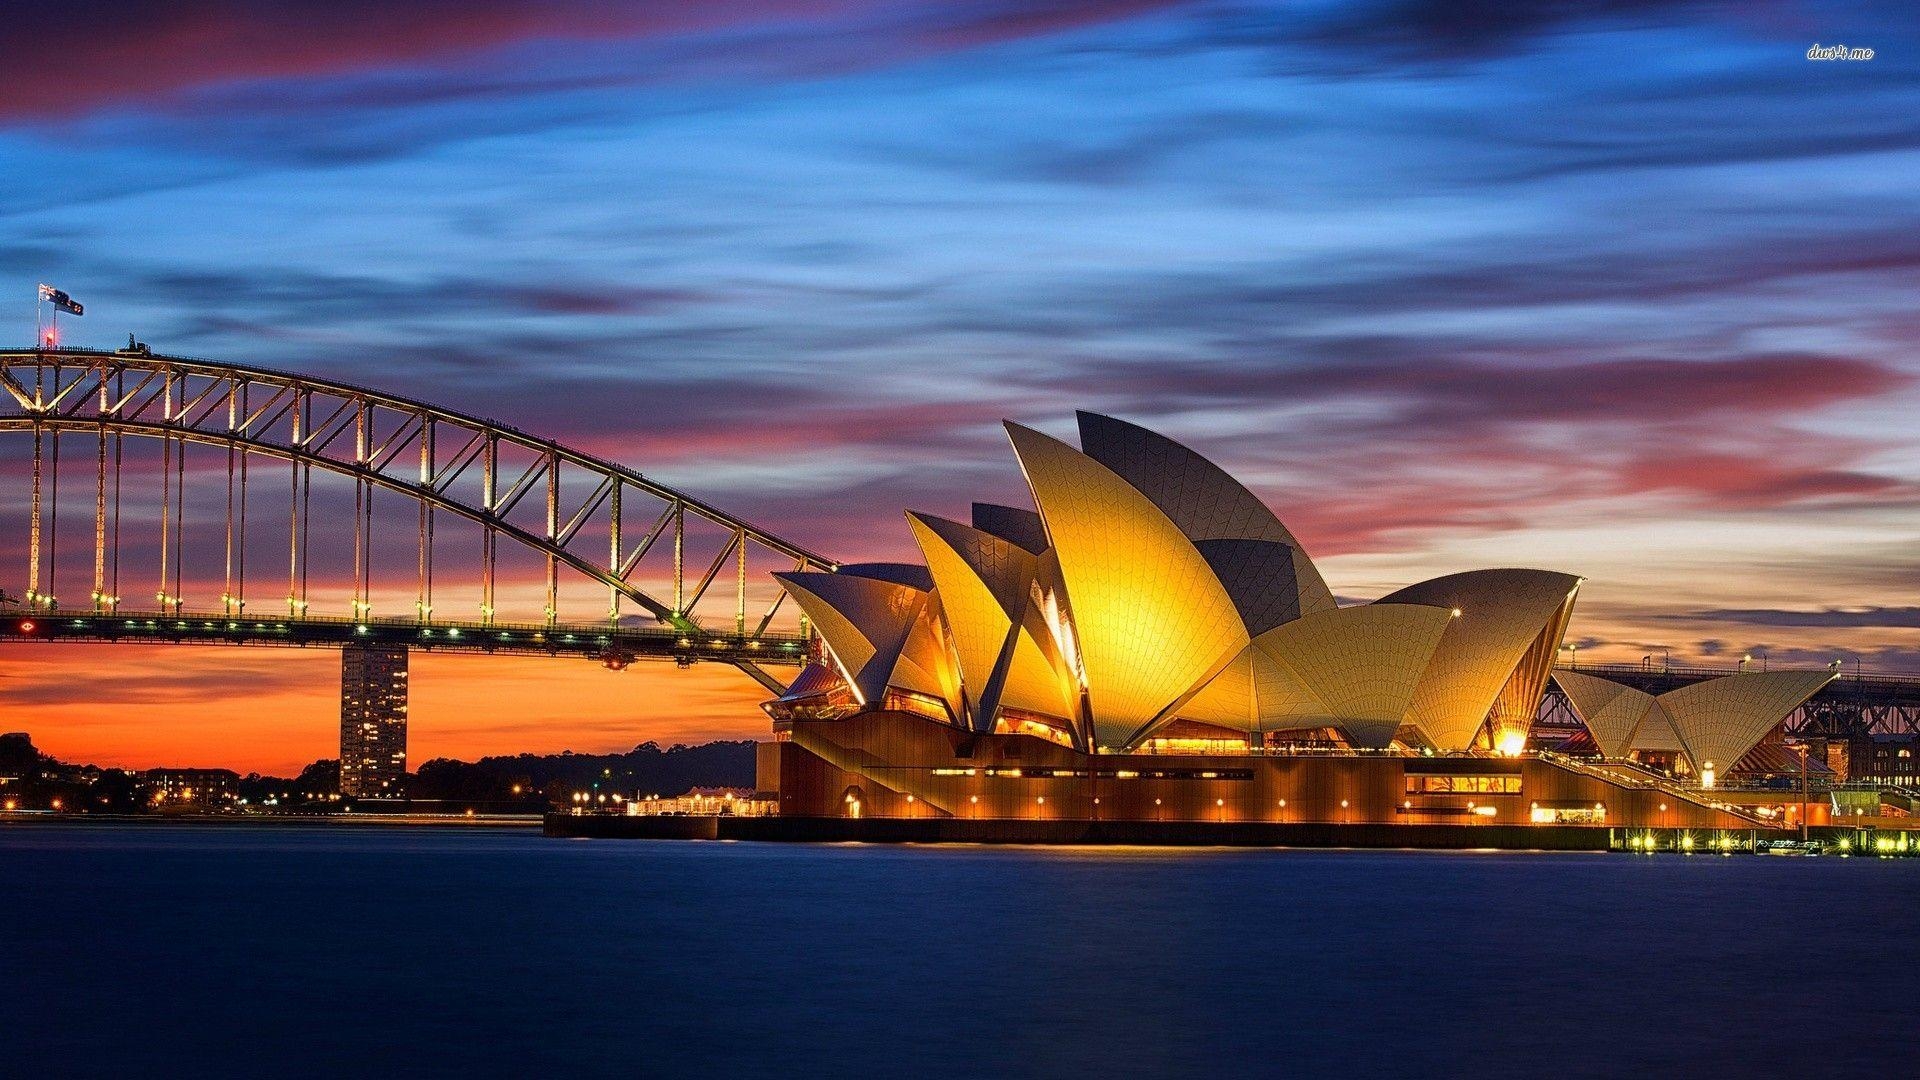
[{"x1": 0, "y1": 348, "x2": 835, "y2": 643}]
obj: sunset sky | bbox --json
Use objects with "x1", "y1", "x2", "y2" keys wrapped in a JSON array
[{"x1": 3, "y1": 0, "x2": 1917, "y2": 774}]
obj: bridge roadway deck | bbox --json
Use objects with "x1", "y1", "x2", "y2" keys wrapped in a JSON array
[{"x1": 0, "y1": 609, "x2": 812, "y2": 667}]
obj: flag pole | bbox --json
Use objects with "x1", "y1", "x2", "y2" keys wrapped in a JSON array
[{"x1": 36, "y1": 284, "x2": 81, "y2": 348}]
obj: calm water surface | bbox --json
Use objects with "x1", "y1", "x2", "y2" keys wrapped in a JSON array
[{"x1": 4, "y1": 823, "x2": 1915, "y2": 1078}]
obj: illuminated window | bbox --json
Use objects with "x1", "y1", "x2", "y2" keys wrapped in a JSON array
[
  {"x1": 1404, "y1": 774, "x2": 1522, "y2": 795},
  {"x1": 1531, "y1": 804, "x2": 1605, "y2": 824},
  {"x1": 882, "y1": 688, "x2": 952, "y2": 722},
  {"x1": 1139, "y1": 736, "x2": 1249, "y2": 755},
  {"x1": 993, "y1": 715, "x2": 1078, "y2": 747}
]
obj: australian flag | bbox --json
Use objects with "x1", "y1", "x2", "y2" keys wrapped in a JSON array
[{"x1": 38, "y1": 284, "x2": 82, "y2": 316}]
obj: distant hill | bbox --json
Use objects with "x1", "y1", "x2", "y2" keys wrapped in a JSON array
[
  {"x1": 0, "y1": 733, "x2": 760, "y2": 810},
  {"x1": 410, "y1": 740, "x2": 759, "y2": 802}
]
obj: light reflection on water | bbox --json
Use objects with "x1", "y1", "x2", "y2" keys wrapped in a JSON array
[{"x1": 4, "y1": 823, "x2": 1916, "y2": 1079}]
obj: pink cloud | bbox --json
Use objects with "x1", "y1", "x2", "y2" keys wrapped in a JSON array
[{"x1": 1, "y1": 0, "x2": 1186, "y2": 122}]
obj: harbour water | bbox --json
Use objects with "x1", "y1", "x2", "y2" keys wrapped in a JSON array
[{"x1": 4, "y1": 823, "x2": 1915, "y2": 1078}]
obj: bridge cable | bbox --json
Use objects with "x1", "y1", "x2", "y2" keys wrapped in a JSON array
[
  {"x1": 225, "y1": 441, "x2": 236, "y2": 613},
  {"x1": 173, "y1": 434, "x2": 185, "y2": 610},
  {"x1": 26, "y1": 363, "x2": 41, "y2": 603},
  {"x1": 94, "y1": 418, "x2": 106, "y2": 610},
  {"x1": 159, "y1": 430, "x2": 171, "y2": 611},
  {"x1": 47, "y1": 426, "x2": 61, "y2": 605},
  {"x1": 110, "y1": 429, "x2": 121, "y2": 610},
  {"x1": 237, "y1": 442, "x2": 248, "y2": 613}
]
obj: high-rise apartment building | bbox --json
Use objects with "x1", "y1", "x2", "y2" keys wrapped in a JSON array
[{"x1": 340, "y1": 643, "x2": 408, "y2": 798}]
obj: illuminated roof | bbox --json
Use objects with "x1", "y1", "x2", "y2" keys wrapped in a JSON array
[
  {"x1": 772, "y1": 570, "x2": 927, "y2": 706},
  {"x1": 1254, "y1": 603, "x2": 1455, "y2": 747},
  {"x1": 1658, "y1": 669, "x2": 1835, "y2": 773},
  {"x1": 907, "y1": 512, "x2": 1068, "y2": 730},
  {"x1": 1075, "y1": 411, "x2": 1336, "y2": 617},
  {"x1": 1552, "y1": 670, "x2": 1655, "y2": 759},
  {"x1": 773, "y1": 412, "x2": 1588, "y2": 755},
  {"x1": 1630, "y1": 701, "x2": 1687, "y2": 754},
  {"x1": 1553, "y1": 668, "x2": 1836, "y2": 773},
  {"x1": 1180, "y1": 646, "x2": 1320, "y2": 732},
  {"x1": 1377, "y1": 570, "x2": 1581, "y2": 751},
  {"x1": 1007, "y1": 421, "x2": 1248, "y2": 748},
  {"x1": 894, "y1": 595, "x2": 963, "y2": 720}
]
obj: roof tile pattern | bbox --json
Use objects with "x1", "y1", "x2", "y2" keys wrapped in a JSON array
[
  {"x1": 1630, "y1": 701, "x2": 1688, "y2": 753},
  {"x1": 907, "y1": 512, "x2": 1068, "y2": 729},
  {"x1": 1178, "y1": 647, "x2": 1257, "y2": 728},
  {"x1": 969, "y1": 502, "x2": 1050, "y2": 554},
  {"x1": 774, "y1": 570, "x2": 928, "y2": 705},
  {"x1": 1180, "y1": 644, "x2": 1344, "y2": 734},
  {"x1": 1377, "y1": 569, "x2": 1582, "y2": 751},
  {"x1": 1075, "y1": 412, "x2": 1336, "y2": 617},
  {"x1": 774, "y1": 412, "x2": 1592, "y2": 758},
  {"x1": 1555, "y1": 669, "x2": 1836, "y2": 773},
  {"x1": 1195, "y1": 538, "x2": 1303, "y2": 637},
  {"x1": 1007, "y1": 421, "x2": 1248, "y2": 749},
  {"x1": 1658, "y1": 669, "x2": 1836, "y2": 773},
  {"x1": 1552, "y1": 670, "x2": 1656, "y2": 758},
  {"x1": 1253, "y1": 604, "x2": 1454, "y2": 747}
]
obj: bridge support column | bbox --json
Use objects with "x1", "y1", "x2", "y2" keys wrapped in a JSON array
[{"x1": 340, "y1": 643, "x2": 409, "y2": 799}]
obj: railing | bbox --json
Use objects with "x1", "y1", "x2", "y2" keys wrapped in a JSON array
[
  {"x1": 1558, "y1": 660, "x2": 1920, "y2": 692},
  {"x1": 0, "y1": 607, "x2": 813, "y2": 673},
  {"x1": 1538, "y1": 750, "x2": 1776, "y2": 827}
]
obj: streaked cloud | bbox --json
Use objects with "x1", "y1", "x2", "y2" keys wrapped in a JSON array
[
  {"x1": 3, "y1": 0, "x2": 1918, "y2": 768},
  {"x1": 1665, "y1": 607, "x2": 1920, "y2": 629}
]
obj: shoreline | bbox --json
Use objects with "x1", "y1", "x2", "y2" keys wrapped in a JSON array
[
  {"x1": 546, "y1": 813, "x2": 1916, "y2": 854},
  {"x1": 547, "y1": 814, "x2": 1620, "y2": 850},
  {"x1": 0, "y1": 812, "x2": 543, "y2": 829}
]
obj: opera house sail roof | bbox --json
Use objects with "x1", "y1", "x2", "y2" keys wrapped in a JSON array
[
  {"x1": 1553, "y1": 668, "x2": 1836, "y2": 779},
  {"x1": 772, "y1": 412, "x2": 1594, "y2": 756}
]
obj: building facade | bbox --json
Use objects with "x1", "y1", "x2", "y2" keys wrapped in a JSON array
[
  {"x1": 762, "y1": 711, "x2": 1770, "y2": 831},
  {"x1": 144, "y1": 768, "x2": 241, "y2": 808},
  {"x1": 340, "y1": 643, "x2": 408, "y2": 798},
  {"x1": 758, "y1": 412, "x2": 1836, "y2": 834}
]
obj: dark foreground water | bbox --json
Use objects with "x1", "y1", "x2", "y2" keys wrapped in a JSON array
[{"x1": 4, "y1": 824, "x2": 1916, "y2": 1079}]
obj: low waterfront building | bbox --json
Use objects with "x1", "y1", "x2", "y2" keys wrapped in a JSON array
[
  {"x1": 144, "y1": 768, "x2": 240, "y2": 807},
  {"x1": 1842, "y1": 734, "x2": 1920, "y2": 789},
  {"x1": 626, "y1": 788, "x2": 773, "y2": 817}
]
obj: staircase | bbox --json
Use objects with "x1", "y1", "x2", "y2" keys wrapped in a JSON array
[{"x1": 1537, "y1": 751, "x2": 1776, "y2": 828}]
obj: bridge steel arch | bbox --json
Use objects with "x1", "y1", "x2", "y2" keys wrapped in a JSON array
[{"x1": 0, "y1": 348, "x2": 836, "y2": 660}]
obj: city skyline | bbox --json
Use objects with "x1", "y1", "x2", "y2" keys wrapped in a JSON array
[{"x1": 3, "y1": 1, "x2": 1917, "y2": 773}]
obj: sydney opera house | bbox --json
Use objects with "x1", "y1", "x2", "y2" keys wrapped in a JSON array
[{"x1": 757, "y1": 413, "x2": 1836, "y2": 838}]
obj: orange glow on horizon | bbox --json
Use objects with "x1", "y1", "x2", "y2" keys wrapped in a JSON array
[{"x1": 0, "y1": 643, "x2": 774, "y2": 775}]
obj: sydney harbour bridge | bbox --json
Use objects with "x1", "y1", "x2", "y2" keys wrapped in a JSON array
[
  {"x1": 1, "y1": 345, "x2": 1914, "y2": 775},
  {"x1": 0, "y1": 345, "x2": 832, "y2": 703}
]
